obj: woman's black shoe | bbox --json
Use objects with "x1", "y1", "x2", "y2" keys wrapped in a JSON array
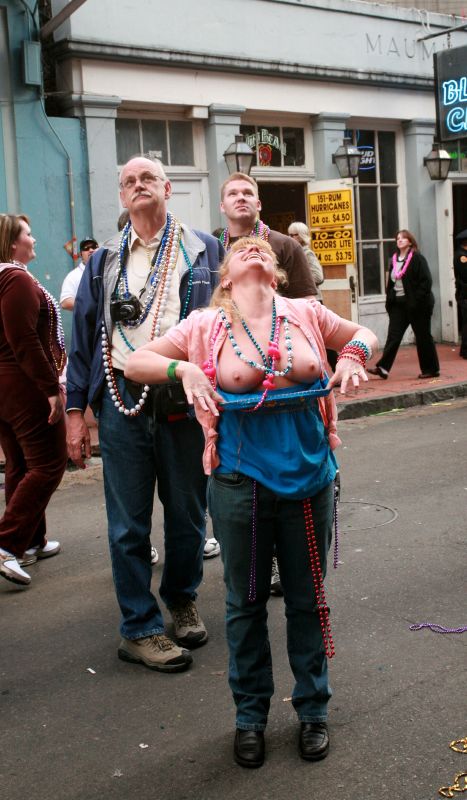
[
  {"x1": 418, "y1": 372, "x2": 440, "y2": 379},
  {"x1": 299, "y1": 722, "x2": 330, "y2": 761},
  {"x1": 234, "y1": 729, "x2": 265, "y2": 768},
  {"x1": 367, "y1": 365, "x2": 388, "y2": 379}
]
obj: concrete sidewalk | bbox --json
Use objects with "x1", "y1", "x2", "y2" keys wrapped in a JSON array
[
  {"x1": 336, "y1": 342, "x2": 467, "y2": 419},
  {"x1": 83, "y1": 342, "x2": 467, "y2": 447},
  {"x1": 1, "y1": 343, "x2": 466, "y2": 464}
]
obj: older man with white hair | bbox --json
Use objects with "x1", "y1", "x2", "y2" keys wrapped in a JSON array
[{"x1": 66, "y1": 156, "x2": 223, "y2": 672}]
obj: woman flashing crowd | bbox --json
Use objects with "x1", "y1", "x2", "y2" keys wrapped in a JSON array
[{"x1": 126, "y1": 237, "x2": 378, "y2": 768}]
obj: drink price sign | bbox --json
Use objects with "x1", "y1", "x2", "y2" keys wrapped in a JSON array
[
  {"x1": 308, "y1": 189, "x2": 353, "y2": 228},
  {"x1": 311, "y1": 228, "x2": 355, "y2": 265}
]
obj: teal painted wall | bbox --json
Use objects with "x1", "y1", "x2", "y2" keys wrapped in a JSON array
[
  {"x1": 0, "y1": 115, "x2": 7, "y2": 210},
  {"x1": 15, "y1": 112, "x2": 91, "y2": 344},
  {"x1": 1, "y1": 1, "x2": 92, "y2": 345}
]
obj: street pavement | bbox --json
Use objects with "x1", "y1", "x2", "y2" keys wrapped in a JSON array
[
  {"x1": 336, "y1": 341, "x2": 467, "y2": 418},
  {"x1": 1, "y1": 396, "x2": 466, "y2": 800},
  {"x1": 87, "y1": 341, "x2": 467, "y2": 448}
]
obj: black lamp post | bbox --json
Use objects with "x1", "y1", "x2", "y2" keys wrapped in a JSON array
[
  {"x1": 423, "y1": 142, "x2": 452, "y2": 181},
  {"x1": 332, "y1": 137, "x2": 362, "y2": 179},
  {"x1": 223, "y1": 134, "x2": 255, "y2": 175}
]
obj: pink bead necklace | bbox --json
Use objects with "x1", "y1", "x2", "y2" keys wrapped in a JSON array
[
  {"x1": 219, "y1": 220, "x2": 270, "y2": 251},
  {"x1": 203, "y1": 301, "x2": 293, "y2": 411},
  {"x1": 392, "y1": 248, "x2": 414, "y2": 279}
]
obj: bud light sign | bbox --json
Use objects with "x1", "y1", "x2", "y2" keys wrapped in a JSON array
[{"x1": 434, "y1": 45, "x2": 467, "y2": 142}]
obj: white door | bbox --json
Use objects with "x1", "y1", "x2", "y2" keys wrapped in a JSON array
[
  {"x1": 168, "y1": 177, "x2": 211, "y2": 233},
  {"x1": 435, "y1": 180, "x2": 458, "y2": 343}
]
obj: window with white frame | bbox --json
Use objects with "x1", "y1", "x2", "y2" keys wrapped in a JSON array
[
  {"x1": 115, "y1": 118, "x2": 195, "y2": 167},
  {"x1": 349, "y1": 130, "x2": 399, "y2": 296},
  {"x1": 446, "y1": 139, "x2": 467, "y2": 172}
]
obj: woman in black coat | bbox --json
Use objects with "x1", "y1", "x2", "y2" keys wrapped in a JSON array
[{"x1": 368, "y1": 229, "x2": 439, "y2": 379}]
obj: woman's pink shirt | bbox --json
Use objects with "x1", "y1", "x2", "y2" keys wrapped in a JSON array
[{"x1": 165, "y1": 295, "x2": 342, "y2": 474}]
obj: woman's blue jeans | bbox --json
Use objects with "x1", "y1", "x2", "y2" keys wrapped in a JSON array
[
  {"x1": 208, "y1": 474, "x2": 334, "y2": 731},
  {"x1": 98, "y1": 376, "x2": 207, "y2": 640}
]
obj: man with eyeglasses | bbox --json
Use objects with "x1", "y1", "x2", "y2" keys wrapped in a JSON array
[
  {"x1": 60, "y1": 237, "x2": 99, "y2": 311},
  {"x1": 66, "y1": 156, "x2": 223, "y2": 673}
]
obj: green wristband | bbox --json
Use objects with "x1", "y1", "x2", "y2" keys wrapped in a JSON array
[{"x1": 167, "y1": 360, "x2": 179, "y2": 382}]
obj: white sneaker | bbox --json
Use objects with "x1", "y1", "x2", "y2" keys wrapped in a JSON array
[
  {"x1": 150, "y1": 546, "x2": 159, "y2": 566},
  {"x1": 203, "y1": 538, "x2": 220, "y2": 559},
  {"x1": 20, "y1": 539, "x2": 61, "y2": 566},
  {"x1": 0, "y1": 550, "x2": 31, "y2": 585}
]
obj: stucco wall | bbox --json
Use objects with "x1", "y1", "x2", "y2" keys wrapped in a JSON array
[
  {"x1": 50, "y1": 0, "x2": 466, "y2": 85},
  {"x1": 0, "y1": 1, "x2": 92, "y2": 344},
  {"x1": 16, "y1": 114, "x2": 91, "y2": 342},
  {"x1": 47, "y1": 0, "x2": 467, "y2": 344}
]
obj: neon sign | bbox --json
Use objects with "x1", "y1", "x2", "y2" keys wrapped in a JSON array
[
  {"x1": 244, "y1": 129, "x2": 287, "y2": 156},
  {"x1": 442, "y1": 78, "x2": 467, "y2": 134},
  {"x1": 446, "y1": 106, "x2": 467, "y2": 135},
  {"x1": 442, "y1": 78, "x2": 467, "y2": 106},
  {"x1": 435, "y1": 46, "x2": 467, "y2": 142},
  {"x1": 357, "y1": 145, "x2": 376, "y2": 171}
]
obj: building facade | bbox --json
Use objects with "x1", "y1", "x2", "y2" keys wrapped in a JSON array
[
  {"x1": 49, "y1": 0, "x2": 467, "y2": 342},
  {"x1": 369, "y1": 0, "x2": 466, "y2": 13},
  {"x1": 0, "y1": 0, "x2": 91, "y2": 339}
]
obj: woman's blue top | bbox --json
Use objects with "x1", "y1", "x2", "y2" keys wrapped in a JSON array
[{"x1": 215, "y1": 382, "x2": 337, "y2": 500}]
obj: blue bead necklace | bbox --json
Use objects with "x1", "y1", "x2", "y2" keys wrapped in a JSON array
[
  {"x1": 235, "y1": 298, "x2": 275, "y2": 370},
  {"x1": 179, "y1": 240, "x2": 193, "y2": 320},
  {"x1": 219, "y1": 219, "x2": 270, "y2": 251},
  {"x1": 104, "y1": 215, "x2": 194, "y2": 415},
  {"x1": 218, "y1": 298, "x2": 293, "y2": 378},
  {"x1": 116, "y1": 241, "x2": 193, "y2": 353},
  {"x1": 115, "y1": 213, "x2": 180, "y2": 329},
  {"x1": 113, "y1": 215, "x2": 193, "y2": 354}
]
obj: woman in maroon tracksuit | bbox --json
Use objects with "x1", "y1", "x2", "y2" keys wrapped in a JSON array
[{"x1": 0, "y1": 214, "x2": 67, "y2": 587}]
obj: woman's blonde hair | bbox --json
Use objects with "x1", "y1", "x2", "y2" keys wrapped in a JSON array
[
  {"x1": 288, "y1": 221, "x2": 310, "y2": 247},
  {"x1": 0, "y1": 213, "x2": 29, "y2": 263},
  {"x1": 210, "y1": 237, "x2": 287, "y2": 313}
]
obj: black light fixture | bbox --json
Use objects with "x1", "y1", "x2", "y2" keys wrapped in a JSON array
[
  {"x1": 332, "y1": 137, "x2": 362, "y2": 179},
  {"x1": 223, "y1": 134, "x2": 255, "y2": 175},
  {"x1": 423, "y1": 142, "x2": 452, "y2": 181}
]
